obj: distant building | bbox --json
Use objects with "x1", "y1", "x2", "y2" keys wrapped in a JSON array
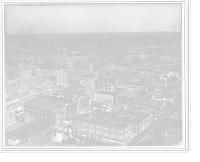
[
  {"x1": 115, "y1": 91, "x2": 137, "y2": 107},
  {"x1": 81, "y1": 116, "x2": 132, "y2": 145},
  {"x1": 96, "y1": 75, "x2": 117, "y2": 92},
  {"x1": 148, "y1": 100, "x2": 166, "y2": 115},
  {"x1": 56, "y1": 70, "x2": 71, "y2": 86},
  {"x1": 131, "y1": 91, "x2": 153, "y2": 108},
  {"x1": 150, "y1": 85, "x2": 180, "y2": 101},
  {"x1": 94, "y1": 91, "x2": 116, "y2": 107},
  {"x1": 74, "y1": 60, "x2": 93, "y2": 71},
  {"x1": 53, "y1": 87, "x2": 94, "y2": 114},
  {"x1": 125, "y1": 82, "x2": 144, "y2": 92},
  {"x1": 5, "y1": 121, "x2": 56, "y2": 147},
  {"x1": 5, "y1": 83, "x2": 18, "y2": 95}
]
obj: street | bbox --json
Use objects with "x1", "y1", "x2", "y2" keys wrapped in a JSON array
[{"x1": 129, "y1": 96, "x2": 181, "y2": 146}]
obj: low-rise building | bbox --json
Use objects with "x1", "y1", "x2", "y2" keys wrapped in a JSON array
[
  {"x1": 5, "y1": 120, "x2": 56, "y2": 147},
  {"x1": 125, "y1": 82, "x2": 144, "y2": 92},
  {"x1": 108, "y1": 111, "x2": 151, "y2": 135},
  {"x1": 133, "y1": 91, "x2": 155, "y2": 108},
  {"x1": 113, "y1": 91, "x2": 136, "y2": 108},
  {"x1": 80, "y1": 116, "x2": 132, "y2": 145},
  {"x1": 5, "y1": 83, "x2": 18, "y2": 95},
  {"x1": 94, "y1": 91, "x2": 116, "y2": 107},
  {"x1": 147, "y1": 100, "x2": 167, "y2": 113},
  {"x1": 24, "y1": 95, "x2": 78, "y2": 124}
]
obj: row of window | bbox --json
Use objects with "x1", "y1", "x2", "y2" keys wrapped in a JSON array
[
  {"x1": 82, "y1": 128, "x2": 124, "y2": 140},
  {"x1": 24, "y1": 107, "x2": 53, "y2": 116},
  {"x1": 82, "y1": 123, "x2": 124, "y2": 133},
  {"x1": 25, "y1": 112, "x2": 53, "y2": 121}
]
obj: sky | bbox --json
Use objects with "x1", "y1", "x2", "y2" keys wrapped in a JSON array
[{"x1": 5, "y1": 4, "x2": 182, "y2": 34}]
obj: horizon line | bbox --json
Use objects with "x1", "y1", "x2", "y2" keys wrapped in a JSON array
[{"x1": 5, "y1": 31, "x2": 181, "y2": 36}]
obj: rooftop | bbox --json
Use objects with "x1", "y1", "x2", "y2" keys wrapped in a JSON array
[
  {"x1": 149, "y1": 100, "x2": 165, "y2": 108},
  {"x1": 117, "y1": 91, "x2": 136, "y2": 97},
  {"x1": 168, "y1": 119, "x2": 182, "y2": 128},
  {"x1": 6, "y1": 121, "x2": 52, "y2": 142},
  {"x1": 81, "y1": 116, "x2": 131, "y2": 129},
  {"x1": 78, "y1": 60, "x2": 94, "y2": 63},
  {"x1": 168, "y1": 66, "x2": 182, "y2": 72},
  {"x1": 24, "y1": 96, "x2": 67, "y2": 110},
  {"x1": 108, "y1": 111, "x2": 150, "y2": 123},
  {"x1": 96, "y1": 91, "x2": 117, "y2": 96},
  {"x1": 133, "y1": 91, "x2": 149, "y2": 99}
]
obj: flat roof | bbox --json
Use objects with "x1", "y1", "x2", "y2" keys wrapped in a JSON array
[
  {"x1": 125, "y1": 82, "x2": 143, "y2": 86},
  {"x1": 108, "y1": 111, "x2": 150, "y2": 123},
  {"x1": 78, "y1": 60, "x2": 94, "y2": 63},
  {"x1": 117, "y1": 91, "x2": 136, "y2": 97},
  {"x1": 5, "y1": 120, "x2": 52, "y2": 145},
  {"x1": 133, "y1": 91, "x2": 148, "y2": 99},
  {"x1": 167, "y1": 119, "x2": 182, "y2": 128},
  {"x1": 81, "y1": 116, "x2": 130, "y2": 129},
  {"x1": 96, "y1": 91, "x2": 118, "y2": 96},
  {"x1": 24, "y1": 96, "x2": 67, "y2": 110},
  {"x1": 149, "y1": 100, "x2": 165, "y2": 108}
]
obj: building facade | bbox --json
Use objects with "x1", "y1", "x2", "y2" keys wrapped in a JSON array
[
  {"x1": 24, "y1": 96, "x2": 78, "y2": 124},
  {"x1": 80, "y1": 116, "x2": 132, "y2": 145}
]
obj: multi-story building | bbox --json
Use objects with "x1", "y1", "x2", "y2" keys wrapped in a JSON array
[
  {"x1": 81, "y1": 116, "x2": 132, "y2": 145},
  {"x1": 53, "y1": 87, "x2": 94, "y2": 114},
  {"x1": 74, "y1": 60, "x2": 93, "y2": 71},
  {"x1": 70, "y1": 74, "x2": 95, "y2": 89},
  {"x1": 24, "y1": 96, "x2": 78, "y2": 124},
  {"x1": 133, "y1": 91, "x2": 155, "y2": 108},
  {"x1": 113, "y1": 91, "x2": 136, "y2": 108},
  {"x1": 97, "y1": 75, "x2": 117, "y2": 92},
  {"x1": 125, "y1": 82, "x2": 145, "y2": 92},
  {"x1": 56, "y1": 70, "x2": 71, "y2": 86},
  {"x1": 109, "y1": 112, "x2": 152, "y2": 137},
  {"x1": 148, "y1": 100, "x2": 167, "y2": 115},
  {"x1": 94, "y1": 91, "x2": 116, "y2": 107},
  {"x1": 5, "y1": 107, "x2": 16, "y2": 128},
  {"x1": 148, "y1": 85, "x2": 180, "y2": 102},
  {"x1": 5, "y1": 83, "x2": 18, "y2": 95},
  {"x1": 165, "y1": 119, "x2": 182, "y2": 145}
]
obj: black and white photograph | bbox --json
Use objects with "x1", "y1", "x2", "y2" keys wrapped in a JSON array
[{"x1": 0, "y1": 0, "x2": 190, "y2": 153}]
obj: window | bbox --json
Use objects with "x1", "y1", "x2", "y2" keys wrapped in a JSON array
[
  {"x1": 89, "y1": 124, "x2": 94, "y2": 128},
  {"x1": 110, "y1": 128, "x2": 116, "y2": 132},
  {"x1": 96, "y1": 130, "x2": 102, "y2": 135},
  {"x1": 82, "y1": 127, "x2": 87, "y2": 132},
  {"x1": 103, "y1": 132, "x2": 109, "y2": 137},
  {"x1": 89, "y1": 129, "x2": 95, "y2": 134},
  {"x1": 82, "y1": 123, "x2": 87, "y2": 126},
  {"x1": 41, "y1": 110, "x2": 44, "y2": 114},
  {"x1": 103, "y1": 127, "x2": 109, "y2": 131},
  {"x1": 110, "y1": 134, "x2": 116, "y2": 139},
  {"x1": 117, "y1": 130, "x2": 123, "y2": 134},
  {"x1": 117, "y1": 135, "x2": 123, "y2": 140},
  {"x1": 96, "y1": 126, "x2": 102, "y2": 129}
]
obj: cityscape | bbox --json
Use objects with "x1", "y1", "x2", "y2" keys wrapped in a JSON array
[{"x1": 3, "y1": 4, "x2": 183, "y2": 148}]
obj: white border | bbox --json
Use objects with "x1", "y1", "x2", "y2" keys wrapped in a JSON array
[{"x1": 0, "y1": 0, "x2": 189, "y2": 151}]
